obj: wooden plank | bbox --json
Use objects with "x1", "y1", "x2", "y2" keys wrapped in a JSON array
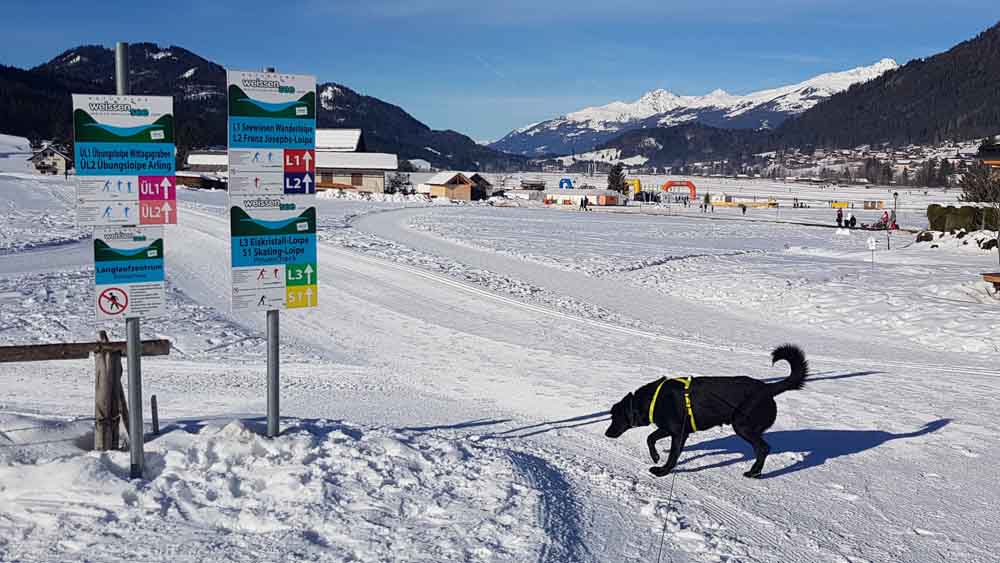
[{"x1": 0, "y1": 339, "x2": 170, "y2": 363}]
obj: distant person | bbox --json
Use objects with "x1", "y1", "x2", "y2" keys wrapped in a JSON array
[
  {"x1": 836, "y1": 208, "x2": 843, "y2": 228},
  {"x1": 583, "y1": 196, "x2": 589, "y2": 211},
  {"x1": 579, "y1": 197, "x2": 585, "y2": 211},
  {"x1": 741, "y1": 204, "x2": 747, "y2": 216},
  {"x1": 847, "y1": 213, "x2": 856, "y2": 229},
  {"x1": 881, "y1": 210, "x2": 890, "y2": 228},
  {"x1": 890, "y1": 209, "x2": 897, "y2": 230}
]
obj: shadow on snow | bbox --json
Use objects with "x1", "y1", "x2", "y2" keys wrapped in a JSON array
[{"x1": 676, "y1": 418, "x2": 951, "y2": 478}]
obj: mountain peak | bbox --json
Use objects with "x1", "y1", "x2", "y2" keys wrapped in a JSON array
[{"x1": 492, "y1": 58, "x2": 899, "y2": 156}]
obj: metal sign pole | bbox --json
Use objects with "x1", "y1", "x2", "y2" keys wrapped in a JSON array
[
  {"x1": 267, "y1": 309, "x2": 279, "y2": 437},
  {"x1": 116, "y1": 41, "x2": 144, "y2": 479},
  {"x1": 126, "y1": 316, "x2": 143, "y2": 477}
]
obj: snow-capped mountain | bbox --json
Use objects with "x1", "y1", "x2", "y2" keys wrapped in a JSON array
[{"x1": 491, "y1": 59, "x2": 898, "y2": 156}]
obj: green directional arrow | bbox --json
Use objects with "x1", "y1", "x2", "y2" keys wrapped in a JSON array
[{"x1": 286, "y1": 263, "x2": 316, "y2": 286}]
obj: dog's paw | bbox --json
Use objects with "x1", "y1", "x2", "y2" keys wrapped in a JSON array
[
  {"x1": 649, "y1": 465, "x2": 671, "y2": 477},
  {"x1": 742, "y1": 470, "x2": 763, "y2": 479}
]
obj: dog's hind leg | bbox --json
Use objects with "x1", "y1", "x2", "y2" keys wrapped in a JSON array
[
  {"x1": 646, "y1": 428, "x2": 668, "y2": 463},
  {"x1": 649, "y1": 432, "x2": 688, "y2": 477},
  {"x1": 733, "y1": 425, "x2": 771, "y2": 478},
  {"x1": 732, "y1": 396, "x2": 778, "y2": 478}
]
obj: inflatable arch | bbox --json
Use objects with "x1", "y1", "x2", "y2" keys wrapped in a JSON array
[{"x1": 661, "y1": 180, "x2": 697, "y2": 200}]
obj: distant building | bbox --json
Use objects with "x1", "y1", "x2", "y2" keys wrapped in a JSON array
[
  {"x1": 979, "y1": 140, "x2": 1000, "y2": 168},
  {"x1": 315, "y1": 128, "x2": 397, "y2": 193},
  {"x1": 27, "y1": 145, "x2": 72, "y2": 175},
  {"x1": 543, "y1": 188, "x2": 623, "y2": 207},
  {"x1": 185, "y1": 150, "x2": 227, "y2": 173},
  {"x1": 179, "y1": 150, "x2": 228, "y2": 189},
  {"x1": 316, "y1": 129, "x2": 366, "y2": 152},
  {"x1": 414, "y1": 172, "x2": 473, "y2": 201},
  {"x1": 316, "y1": 152, "x2": 397, "y2": 193},
  {"x1": 466, "y1": 173, "x2": 495, "y2": 199},
  {"x1": 407, "y1": 159, "x2": 432, "y2": 172}
]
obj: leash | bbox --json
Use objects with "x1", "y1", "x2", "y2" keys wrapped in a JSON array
[{"x1": 654, "y1": 395, "x2": 689, "y2": 563}]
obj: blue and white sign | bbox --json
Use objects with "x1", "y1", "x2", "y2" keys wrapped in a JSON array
[
  {"x1": 93, "y1": 225, "x2": 166, "y2": 320},
  {"x1": 72, "y1": 95, "x2": 177, "y2": 227},
  {"x1": 227, "y1": 70, "x2": 318, "y2": 312},
  {"x1": 559, "y1": 177, "x2": 574, "y2": 189}
]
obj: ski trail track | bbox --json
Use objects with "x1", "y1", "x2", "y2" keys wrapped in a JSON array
[{"x1": 162, "y1": 203, "x2": 998, "y2": 562}]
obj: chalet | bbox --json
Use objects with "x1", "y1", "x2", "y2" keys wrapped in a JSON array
[
  {"x1": 315, "y1": 128, "x2": 397, "y2": 193},
  {"x1": 415, "y1": 172, "x2": 474, "y2": 201},
  {"x1": 315, "y1": 152, "x2": 397, "y2": 192},
  {"x1": 316, "y1": 129, "x2": 367, "y2": 152},
  {"x1": 28, "y1": 145, "x2": 72, "y2": 175}
]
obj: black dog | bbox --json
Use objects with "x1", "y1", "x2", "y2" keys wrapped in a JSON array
[{"x1": 605, "y1": 345, "x2": 808, "y2": 478}]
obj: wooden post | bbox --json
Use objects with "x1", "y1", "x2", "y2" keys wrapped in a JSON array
[
  {"x1": 114, "y1": 350, "x2": 128, "y2": 444},
  {"x1": 94, "y1": 331, "x2": 120, "y2": 451},
  {"x1": 151, "y1": 394, "x2": 159, "y2": 435}
]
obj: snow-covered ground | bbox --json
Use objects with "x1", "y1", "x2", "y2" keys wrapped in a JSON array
[{"x1": 2, "y1": 171, "x2": 998, "y2": 562}]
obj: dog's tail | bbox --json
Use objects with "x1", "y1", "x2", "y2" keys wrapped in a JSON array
[{"x1": 767, "y1": 344, "x2": 809, "y2": 396}]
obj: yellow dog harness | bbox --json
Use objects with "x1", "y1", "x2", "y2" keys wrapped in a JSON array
[{"x1": 648, "y1": 377, "x2": 698, "y2": 432}]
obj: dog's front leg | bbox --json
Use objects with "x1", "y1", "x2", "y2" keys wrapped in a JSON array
[
  {"x1": 646, "y1": 428, "x2": 668, "y2": 463},
  {"x1": 650, "y1": 432, "x2": 688, "y2": 477}
]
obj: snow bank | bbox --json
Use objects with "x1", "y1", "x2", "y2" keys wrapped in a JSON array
[
  {"x1": 914, "y1": 229, "x2": 999, "y2": 253},
  {"x1": 0, "y1": 415, "x2": 545, "y2": 561},
  {"x1": 0, "y1": 134, "x2": 33, "y2": 173},
  {"x1": 317, "y1": 189, "x2": 430, "y2": 203}
]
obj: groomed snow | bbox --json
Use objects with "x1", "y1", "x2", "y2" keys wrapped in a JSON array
[{"x1": 2, "y1": 172, "x2": 998, "y2": 562}]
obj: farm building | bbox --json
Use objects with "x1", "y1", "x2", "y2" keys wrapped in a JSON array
[
  {"x1": 544, "y1": 189, "x2": 624, "y2": 207},
  {"x1": 315, "y1": 152, "x2": 398, "y2": 193},
  {"x1": 27, "y1": 145, "x2": 72, "y2": 175},
  {"x1": 414, "y1": 172, "x2": 474, "y2": 201},
  {"x1": 315, "y1": 128, "x2": 397, "y2": 193},
  {"x1": 180, "y1": 150, "x2": 228, "y2": 189},
  {"x1": 467, "y1": 173, "x2": 495, "y2": 199},
  {"x1": 316, "y1": 129, "x2": 367, "y2": 152},
  {"x1": 185, "y1": 151, "x2": 227, "y2": 173}
]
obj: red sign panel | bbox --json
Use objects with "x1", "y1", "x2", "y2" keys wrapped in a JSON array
[{"x1": 284, "y1": 150, "x2": 315, "y2": 173}]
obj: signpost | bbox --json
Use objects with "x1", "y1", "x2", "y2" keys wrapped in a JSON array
[
  {"x1": 94, "y1": 226, "x2": 166, "y2": 320},
  {"x1": 72, "y1": 42, "x2": 177, "y2": 478},
  {"x1": 72, "y1": 95, "x2": 176, "y2": 227},
  {"x1": 227, "y1": 69, "x2": 317, "y2": 438}
]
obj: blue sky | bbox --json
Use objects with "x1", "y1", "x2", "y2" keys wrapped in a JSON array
[{"x1": 3, "y1": 1, "x2": 1000, "y2": 141}]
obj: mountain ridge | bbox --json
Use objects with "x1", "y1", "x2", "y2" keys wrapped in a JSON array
[
  {"x1": 1, "y1": 43, "x2": 526, "y2": 171},
  {"x1": 491, "y1": 58, "x2": 899, "y2": 156}
]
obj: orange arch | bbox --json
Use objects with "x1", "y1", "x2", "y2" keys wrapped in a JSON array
[{"x1": 662, "y1": 180, "x2": 697, "y2": 200}]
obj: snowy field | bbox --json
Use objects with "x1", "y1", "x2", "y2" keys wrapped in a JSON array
[{"x1": 2, "y1": 155, "x2": 999, "y2": 562}]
